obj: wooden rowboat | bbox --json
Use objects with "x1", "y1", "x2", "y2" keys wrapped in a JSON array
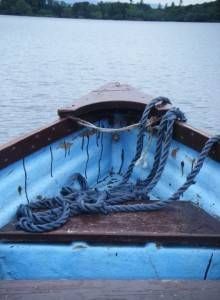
[{"x1": 0, "y1": 83, "x2": 220, "y2": 295}]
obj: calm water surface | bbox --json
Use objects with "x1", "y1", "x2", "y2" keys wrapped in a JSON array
[{"x1": 0, "y1": 15, "x2": 220, "y2": 144}]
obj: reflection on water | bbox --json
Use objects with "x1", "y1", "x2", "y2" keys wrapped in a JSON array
[{"x1": 0, "y1": 15, "x2": 220, "y2": 144}]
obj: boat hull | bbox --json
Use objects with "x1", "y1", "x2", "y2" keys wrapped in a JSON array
[{"x1": 0, "y1": 83, "x2": 220, "y2": 280}]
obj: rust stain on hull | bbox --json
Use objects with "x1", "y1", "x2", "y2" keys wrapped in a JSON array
[
  {"x1": 80, "y1": 128, "x2": 97, "y2": 138},
  {"x1": 171, "y1": 147, "x2": 179, "y2": 159},
  {"x1": 58, "y1": 141, "x2": 73, "y2": 150}
]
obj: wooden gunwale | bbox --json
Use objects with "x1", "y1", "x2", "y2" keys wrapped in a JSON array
[{"x1": 0, "y1": 82, "x2": 219, "y2": 170}]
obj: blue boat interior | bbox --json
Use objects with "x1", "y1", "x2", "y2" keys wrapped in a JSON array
[{"x1": 0, "y1": 110, "x2": 220, "y2": 280}]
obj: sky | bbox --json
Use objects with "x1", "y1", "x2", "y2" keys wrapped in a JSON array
[
  {"x1": 65, "y1": 0, "x2": 216, "y2": 6},
  {"x1": 140, "y1": 0, "x2": 215, "y2": 4},
  {"x1": 145, "y1": 0, "x2": 214, "y2": 4},
  {"x1": 109, "y1": 0, "x2": 215, "y2": 4}
]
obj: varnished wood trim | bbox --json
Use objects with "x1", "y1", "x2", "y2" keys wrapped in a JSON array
[{"x1": 0, "y1": 90, "x2": 219, "y2": 170}]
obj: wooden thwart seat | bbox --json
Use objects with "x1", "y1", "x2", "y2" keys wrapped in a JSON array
[{"x1": 1, "y1": 201, "x2": 220, "y2": 246}]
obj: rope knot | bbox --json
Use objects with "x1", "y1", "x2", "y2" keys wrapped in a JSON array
[
  {"x1": 134, "y1": 187, "x2": 150, "y2": 201},
  {"x1": 153, "y1": 96, "x2": 171, "y2": 106},
  {"x1": 75, "y1": 191, "x2": 108, "y2": 214},
  {"x1": 171, "y1": 107, "x2": 187, "y2": 122}
]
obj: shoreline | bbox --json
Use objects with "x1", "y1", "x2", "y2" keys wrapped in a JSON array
[{"x1": 0, "y1": 13, "x2": 220, "y2": 23}]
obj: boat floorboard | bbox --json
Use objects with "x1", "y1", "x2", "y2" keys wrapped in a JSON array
[
  {"x1": 0, "y1": 280, "x2": 219, "y2": 300},
  {"x1": 1, "y1": 202, "x2": 220, "y2": 245}
]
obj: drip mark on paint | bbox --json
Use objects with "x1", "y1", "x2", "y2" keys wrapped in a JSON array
[
  {"x1": 64, "y1": 140, "x2": 67, "y2": 158},
  {"x1": 67, "y1": 144, "x2": 71, "y2": 156},
  {"x1": 181, "y1": 161, "x2": 184, "y2": 176},
  {"x1": 81, "y1": 136, "x2": 85, "y2": 151},
  {"x1": 118, "y1": 149, "x2": 125, "y2": 175},
  {"x1": 49, "y1": 146, "x2": 53, "y2": 177},
  {"x1": 109, "y1": 167, "x2": 114, "y2": 176},
  {"x1": 18, "y1": 186, "x2": 22, "y2": 195},
  {"x1": 96, "y1": 120, "x2": 101, "y2": 147},
  {"x1": 204, "y1": 253, "x2": 213, "y2": 280},
  {"x1": 97, "y1": 132, "x2": 104, "y2": 184},
  {"x1": 22, "y1": 158, "x2": 29, "y2": 203},
  {"x1": 85, "y1": 136, "x2": 90, "y2": 179}
]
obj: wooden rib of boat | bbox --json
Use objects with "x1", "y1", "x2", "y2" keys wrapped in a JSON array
[{"x1": 0, "y1": 82, "x2": 220, "y2": 286}]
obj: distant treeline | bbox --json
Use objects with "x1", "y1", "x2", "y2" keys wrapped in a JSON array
[{"x1": 0, "y1": 0, "x2": 220, "y2": 22}]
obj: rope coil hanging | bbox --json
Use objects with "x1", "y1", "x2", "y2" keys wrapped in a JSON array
[{"x1": 16, "y1": 97, "x2": 220, "y2": 233}]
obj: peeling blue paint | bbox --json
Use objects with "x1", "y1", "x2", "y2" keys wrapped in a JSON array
[{"x1": 0, "y1": 243, "x2": 219, "y2": 280}]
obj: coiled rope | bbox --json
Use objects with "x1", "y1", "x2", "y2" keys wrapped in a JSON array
[{"x1": 16, "y1": 97, "x2": 220, "y2": 232}]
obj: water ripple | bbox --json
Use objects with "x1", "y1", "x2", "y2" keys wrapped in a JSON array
[{"x1": 0, "y1": 16, "x2": 220, "y2": 144}]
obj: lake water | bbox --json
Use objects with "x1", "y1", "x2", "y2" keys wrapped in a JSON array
[{"x1": 0, "y1": 15, "x2": 220, "y2": 144}]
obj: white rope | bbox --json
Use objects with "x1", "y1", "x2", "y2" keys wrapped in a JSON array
[{"x1": 68, "y1": 116, "x2": 159, "y2": 133}]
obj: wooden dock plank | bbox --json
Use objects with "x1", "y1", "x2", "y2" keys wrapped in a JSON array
[{"x1": 0, "y1": 280, "x2": 219, "y2": 300}]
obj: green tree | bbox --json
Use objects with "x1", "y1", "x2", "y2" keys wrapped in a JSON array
[
  {"x1": 0, "y1": 0, "x2": 220, "y2": 22},
  {"x1": 26, "y1": 0, "x2": 39, "y2": 13},
  {"x1": 47, "y1": 0, "x2": 54, "y2": 7},
  {"x1": 0, "y1": 0, "x2": 17, "y2": 13},
  {"x1": 61, "y1": 6, "x2": 72, "y2": 18},
  {"x1": 12, "y1": 0, "x2": 32, "y2": 15}
]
